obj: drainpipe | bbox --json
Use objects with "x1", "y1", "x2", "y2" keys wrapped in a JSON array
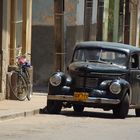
[
  {"x1": 113, "y1": 0, "x2": 120, "y2": 42},
  {"x1": 54, "y1": 0, "x2": 65, "y2": 72},
  {"x1": 84, "y1": 0, "x2": 93, "y2": 41},
  {"x1": 96, "y1": 0, "x2": 104, "y2": 41},
  {"x1": 124, "y1": 0, "x2": 130, "y2": 44}
]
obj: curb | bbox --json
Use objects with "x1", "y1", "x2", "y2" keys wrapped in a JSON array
[{"x1": 0, "y1": 109, "x2": 41, "y2": 121}]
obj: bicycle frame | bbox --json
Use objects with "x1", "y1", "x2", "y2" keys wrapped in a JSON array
[
  {"x1": 18, "y1": 55, "x2": 32, "y2": 100},
  {"x1": 8, "y1": 53, "x2": 32, "y2": 101}
]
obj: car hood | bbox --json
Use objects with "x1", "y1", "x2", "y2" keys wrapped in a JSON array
[{"x1": 68, "y1": 61, "x2": 128, "y2": 74}]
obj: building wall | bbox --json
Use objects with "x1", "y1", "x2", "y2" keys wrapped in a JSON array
[
  {"x1": 91, "y1": 0, "x2": 98, "y2": 40},
  {"x1": 32, "y1": 0, "x2": 85, "y2": 91},
  {"x1": 32, "y1": 25, "x2": 55, "y2": 91},
  {"x1": 65, "y1": 0, "x2": 79, "y2": 71},
  {"x1": 0, "y1": 0, "x2": 32, "y2": 100},
  {"x1": 136, "y1": 0, "x2": 140, "y2": 47},
  {"x1": 1, "y1": 0, "x2": 11, "y2": 100},
  {"x1": 32, "y1": 0, "x2": 54, "y2": 25},
  {"x1": 0, "y1": 0, "x2": 3, "y2": 95},
  {"x1": 32, "y1": 0, "x2": 55, "y2": 91}
]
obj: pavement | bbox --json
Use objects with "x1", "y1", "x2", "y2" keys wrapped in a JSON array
[{"x1": 0, "y1": 93, "x2": 47, "y2": 121}]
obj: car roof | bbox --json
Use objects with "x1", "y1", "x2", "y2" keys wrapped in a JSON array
[{"x1": 75, "y1": 41, "x2": 140, "y2": 54}]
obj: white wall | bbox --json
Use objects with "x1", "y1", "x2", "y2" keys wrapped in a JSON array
[
  {"x1": 92, "y1": 0, "x2": 98, "y2": 24},
  {"x1": 76, "y1": 0, "x2": 84, "y2": 25}
]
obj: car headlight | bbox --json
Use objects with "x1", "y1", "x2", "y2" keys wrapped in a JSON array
[
  {"x1": 50, "y1": 73, "x2": 62, "y2": 86},
  {"x1": 109, "y1": 82, "x2": 121, "y2": 94}
]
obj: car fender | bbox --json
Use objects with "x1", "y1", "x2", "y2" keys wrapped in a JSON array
[
  {"x1": 48, "y1": 71, "x2": 72, "y2": 95},
  {"x1": 116, "y1": 79, "x2": 132, "y2": 102}
]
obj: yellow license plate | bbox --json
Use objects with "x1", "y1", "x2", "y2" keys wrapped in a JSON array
[{"x1": 74, "y1": 92, "x2": 89, "y2": 101}]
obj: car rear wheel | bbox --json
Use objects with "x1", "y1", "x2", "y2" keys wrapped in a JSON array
[
  {"x1": 113, "y1": 93, "x2": 129, "y2": 119},
  {"x1": 135, "y1": 109, "x2": 140, "y2": 117},
  {"x1": 47, "y1": 100, "x2": 62, "y2": 114},
  {"x1": 73, "y1": 104, "x2": 84, "y2": 113}
]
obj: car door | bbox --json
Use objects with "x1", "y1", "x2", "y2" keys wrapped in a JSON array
[{"x1": 129, "y1": 53, "x2": 140, "y2": 105}]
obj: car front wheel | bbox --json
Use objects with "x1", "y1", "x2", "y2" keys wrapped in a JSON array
[
  {"x1": 47, "y1": 100, "x2": 62, "y2": 114},
  {"x1": 135, "y1": 109, "x2": 140, "y2": 117},
  {"x1": 113, "y1": 93, "x2": 129, "y2": 119}
]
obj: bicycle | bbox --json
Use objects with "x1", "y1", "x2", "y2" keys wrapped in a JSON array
[{"x1": 8, "y1": 53, "x2": 33, "y2": 101}]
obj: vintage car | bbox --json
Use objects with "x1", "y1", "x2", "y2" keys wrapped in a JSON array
[{"x1": 46, "y1": 41, "x2": 140, "y2": 119}]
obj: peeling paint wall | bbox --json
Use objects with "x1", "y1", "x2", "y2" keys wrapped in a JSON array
[
  {"x1": 32, "y1": 0, "x2": 96, "y2": 91},
  {"x1": 65, "y1": 0, "x2": 77, "y2": 26},
  {"x1": 32, "y1": 0, "x2": 54, "y2": 25},
  {"x1": 76, "y1": 0, "x2": 84, "y2": 25},
  {"x1": 32, "y1": 0, "x2": 55, "y2": 91}
]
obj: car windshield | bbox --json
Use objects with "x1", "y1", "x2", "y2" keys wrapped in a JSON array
[{"x1": 73, "y1": 48, "x2": 127, "y2": 67}]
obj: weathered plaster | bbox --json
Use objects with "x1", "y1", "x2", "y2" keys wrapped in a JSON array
[{"x1": 32, "y1": 0, "x2": 54, "y2": 25}]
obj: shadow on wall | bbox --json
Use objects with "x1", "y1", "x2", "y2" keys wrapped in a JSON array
[
  {"x1": 31, "y1": 24, "x2": 85, "y2": 92},
  {"x1": 31, "y1": 25, "x2": 55, "y2": 93}
]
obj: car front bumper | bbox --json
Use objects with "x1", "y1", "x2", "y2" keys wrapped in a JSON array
[{"x1": 47, "y1": 95, "x2": 120, "y2": 105}]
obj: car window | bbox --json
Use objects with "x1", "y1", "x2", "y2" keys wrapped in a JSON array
[
  {"x1": 73, "y1": 48, "x2": 127, "y2": 67},
  {"x1": 130, "y1": 54, "x2": 139, "y2": 69},
  {"x1": 73, "y1": 49, "x2": 100, "y2": 61},
  {"x1": 74, "y1": 49, "x2": 85, "y2": 61},
  {"x1": 100, "y1": 50, "x2": 126, "y2": 65}
]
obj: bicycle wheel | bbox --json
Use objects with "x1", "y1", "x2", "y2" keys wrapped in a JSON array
[
  {"x1": 23, "y1": 68, "x2": 32, "y2": 101},
  {"x1": 9, "y1": 71, "x2": 28, "y2": 101},
  {"x1": 27, "y1": 83, "x2": 32, "y2": 101}
]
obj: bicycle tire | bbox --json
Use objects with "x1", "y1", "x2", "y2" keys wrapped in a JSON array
[
  {"x1": 27, "y1": 84, "x2": 32, "y2": 101},
  {"x1": 9, "y1": 71, "x2": 28, "y2": 101},
  {"x1": 22, "y1": 68, "x2": 32, "y2": 101}
]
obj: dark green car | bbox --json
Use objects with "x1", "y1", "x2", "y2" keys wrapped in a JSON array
[{"x1": 46, "y1": 41, "x2": 140, "y2": 119}]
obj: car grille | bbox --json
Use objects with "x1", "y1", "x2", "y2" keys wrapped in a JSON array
[
  {"x1": 86, "y1": 77, "x2": 98, "y2": 88},
  {"x1": 75, "y1": 76, "x2": 98, "y2": 89}
]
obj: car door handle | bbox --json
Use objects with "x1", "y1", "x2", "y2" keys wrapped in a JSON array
[{"x1": 136, "y1": 75, "x2": 140, "y2": 80}]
